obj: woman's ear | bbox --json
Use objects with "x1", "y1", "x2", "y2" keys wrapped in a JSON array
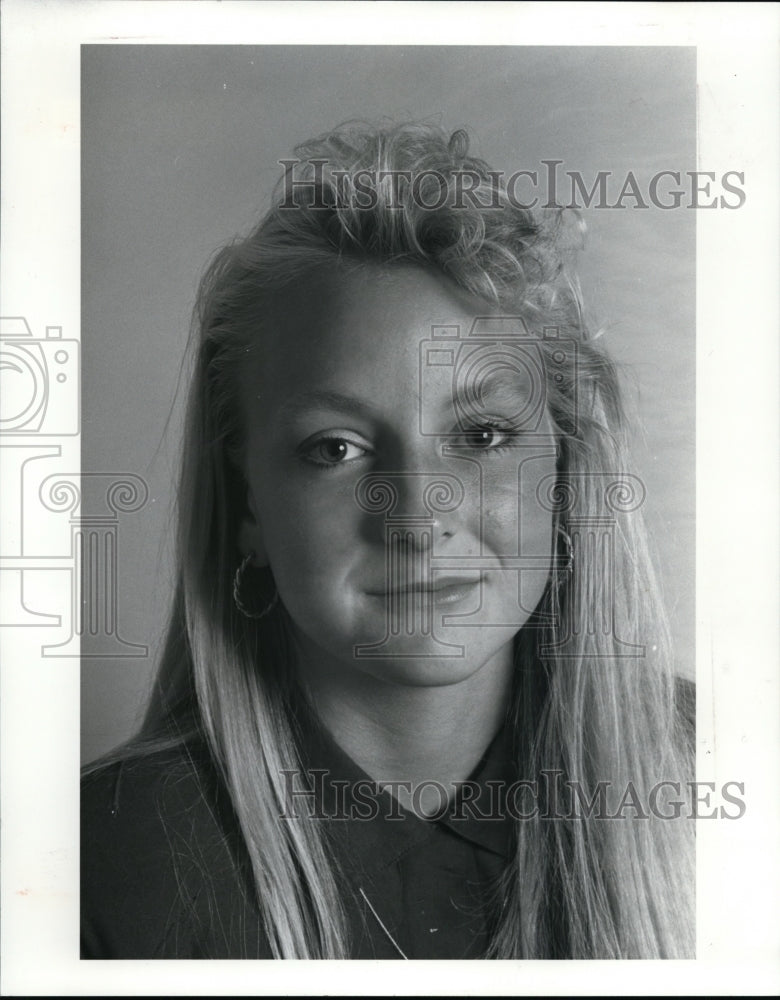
[{"x1": 238, "y1": 488, "x2": 269, "y2": 568}]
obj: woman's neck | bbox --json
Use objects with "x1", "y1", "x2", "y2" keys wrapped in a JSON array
[{"x1": 293, "y1": 639, "x2": 515, "y2": 816}]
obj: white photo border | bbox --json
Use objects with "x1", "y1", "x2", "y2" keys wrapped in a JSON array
[{"x1": 1, "y1": 1, "x2": 778, "y2": 995}]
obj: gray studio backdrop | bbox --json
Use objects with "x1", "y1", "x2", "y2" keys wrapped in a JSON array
[{"x1": 82, "y1": 46, "x2": 695, "y2": 764}]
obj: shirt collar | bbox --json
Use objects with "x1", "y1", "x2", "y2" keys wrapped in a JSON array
[{"x1": 295, "y1": 713, "x2": 515, "y2": 878}]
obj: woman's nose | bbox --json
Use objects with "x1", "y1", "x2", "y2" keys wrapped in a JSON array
[
  {"x1": 388, "y1": 515, "x2": 453, "y2": 553},
  {"x1": 354, "y1": 470, "x2": 464, "y2": 542}
]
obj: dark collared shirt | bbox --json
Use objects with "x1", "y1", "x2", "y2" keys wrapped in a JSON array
[
  {"x1": 81, "y1": 722, "x2": 515, "y2": 959},
  {"x1": 299, "y1": 720, "x2": 515, "y2": 959}
]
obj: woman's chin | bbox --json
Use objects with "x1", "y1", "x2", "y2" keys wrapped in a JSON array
[{"x1": 336, "y1": 629, "x2": 519, "y2": 688}]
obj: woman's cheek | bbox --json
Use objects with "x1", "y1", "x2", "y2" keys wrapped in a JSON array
[
  {"x1": 481, "y1": 458, "x2": 555, "y2": 564},
  {"x1": 269, "y1": 483, "x2": 360, "y2": 571}
]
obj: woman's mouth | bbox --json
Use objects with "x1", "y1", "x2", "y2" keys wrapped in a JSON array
[{"x1": 367, "y1": 576, "x2": 483, "y2": 607}]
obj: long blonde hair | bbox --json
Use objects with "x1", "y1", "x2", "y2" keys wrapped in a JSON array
[{"x1": 128, "y1": 122, "x2": 694, "y2": 958}]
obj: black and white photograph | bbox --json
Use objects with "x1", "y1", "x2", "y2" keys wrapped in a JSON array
[{"x1": 1, "y1": 2, "x2": 778, "y2": 995}]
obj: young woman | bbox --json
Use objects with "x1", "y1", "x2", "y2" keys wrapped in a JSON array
[{"x1": 81, "y1": 121, "x2": 695, "y2": 960}]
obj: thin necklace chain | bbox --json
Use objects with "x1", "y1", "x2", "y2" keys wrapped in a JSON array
[{"x1": 358, "y1": 887, "x2": 409, "y2": 960}]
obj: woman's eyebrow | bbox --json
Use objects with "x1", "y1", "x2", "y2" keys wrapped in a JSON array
[
  {"x1": 451, "y1": 373, "x2": 534, "y2": 410},
  {"x1": 273, "y1": 378, "x2": 533, "y2": 424},
  {"x1": 274, "y1": 390, "x2": 380, "y2": 421}
]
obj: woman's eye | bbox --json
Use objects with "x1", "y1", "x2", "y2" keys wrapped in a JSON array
[
  {"x1": 302, "y1": 436, "x2": 369, "y2": 466},
  {"x1": 458, "y1": 424, "x2": 513, "y2": 451}
]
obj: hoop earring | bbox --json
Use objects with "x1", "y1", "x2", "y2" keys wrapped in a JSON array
[{"x1": 233, "y1": 551, "x2": 279, "y2": 620}]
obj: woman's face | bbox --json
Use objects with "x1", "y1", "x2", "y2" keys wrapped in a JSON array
[{"x1": 239, "y1": 265, "x2": 557, "y2": 688}]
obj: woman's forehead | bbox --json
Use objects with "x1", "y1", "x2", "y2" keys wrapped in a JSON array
[
  {"x1": 259, "y1": 264, "x2": 511, "y2": 362},
  {"x1": 240, "y1": 265, "x2": 543, "y2": 429}
]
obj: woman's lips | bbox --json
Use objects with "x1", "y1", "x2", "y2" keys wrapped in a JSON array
[{"x1": 367, "y1": 576, "x2": 483, "y2": 607}]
